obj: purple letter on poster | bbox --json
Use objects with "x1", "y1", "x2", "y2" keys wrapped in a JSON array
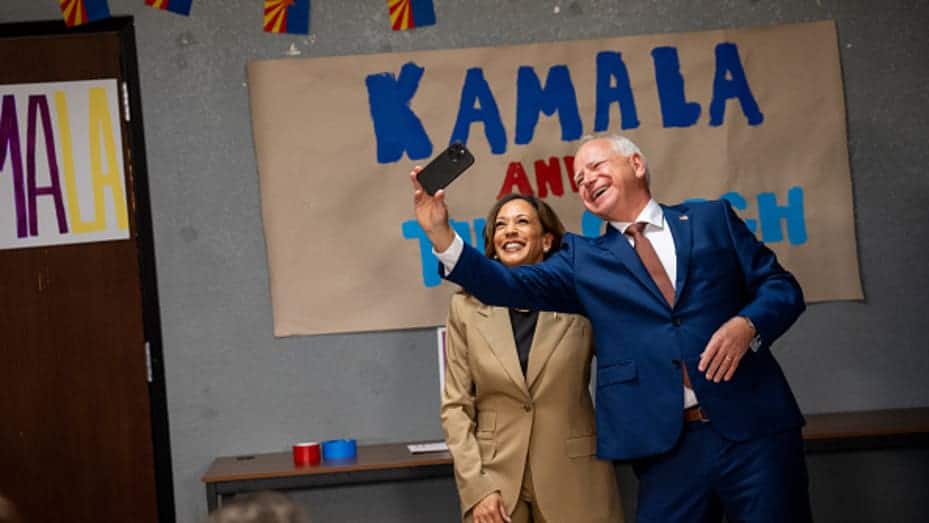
[
  {"x1": 0, "y1": 95, "x2": 28, "y2": 238},
  {"x1": 27, "y1": 95, "x2": 69, "y2": 235}
]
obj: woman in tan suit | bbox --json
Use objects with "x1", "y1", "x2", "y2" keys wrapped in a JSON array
[{"x1": 441, "y1": 194, "x2": 622, "y2": 523}]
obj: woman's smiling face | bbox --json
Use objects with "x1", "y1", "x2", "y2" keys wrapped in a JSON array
[{"x1": 492, "y1": 199, "x2": 553, "y2": 267}]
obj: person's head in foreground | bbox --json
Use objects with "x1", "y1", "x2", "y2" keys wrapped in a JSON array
[{"x1": 206, "y1": 491, "x2": 308, "y2": 523}]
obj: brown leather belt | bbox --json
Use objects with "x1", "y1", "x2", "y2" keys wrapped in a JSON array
[{"x1": 684, "y1": 405, "x2": 710, "y2": 423}]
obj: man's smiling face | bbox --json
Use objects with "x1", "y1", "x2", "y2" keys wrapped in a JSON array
[{"x1": 573, "y1": 138, "x2": 650, "y2": 222}]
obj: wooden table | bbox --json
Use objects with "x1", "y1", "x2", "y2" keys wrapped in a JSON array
[
  {"x1": 801, "y1": 407, "x2": 929, "y2": 451},
  {"x1": 202, "y1": 408, "x2": 929, "y2": 511},
  {"x1": 202, "y1": 442, "x2": 453, "y2": 511}
]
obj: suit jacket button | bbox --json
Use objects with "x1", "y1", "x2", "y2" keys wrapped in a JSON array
[
  {"x1": 671, "y1": 359, "x2": 681, "y2": 368},
  {"x1": 523, "y1": 403, "x2": 532, "y2": 412},
  {"x1": 672, "y1": 318, "x2": 682, "y2": 326}
]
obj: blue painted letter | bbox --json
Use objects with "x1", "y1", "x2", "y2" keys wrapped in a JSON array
[
  {"x1": 709, "y1": 43, "x2": 764, "y2": 126},
  {"x1": 402, "y1": 218, "x2": 476, "y2": 287},
  {"x1": 366, "y1": 62, "x2": 433, "y2": 163},
  {"x1": 652, "y1": 46, "x2": 701, "y2": 128},
  {"x1": 515, "y1": 65, "x2": 582, "y2": 144},
  {"x1": 471, "y1": 218, "x2": 486, "y2": 255},
  {"x1": 581, "y1": 210, "x2": 605, "y2": 238},
  {"x1": 720, "y1": 191, "x2": 757, "y2": 235},
  {"x1": 594, "y1": 51, "x2": 640, "y2": 131},
  {"x1": 450, "y1": 68, "x2": 507, "y2": 154},
  {"x1": 757, "y1": 186, "x2": 806, "y2": 245}
]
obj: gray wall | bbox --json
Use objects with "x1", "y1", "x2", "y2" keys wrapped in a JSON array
[{"x1": 2, "y1": 1, "x2": 928, "y2": 522}]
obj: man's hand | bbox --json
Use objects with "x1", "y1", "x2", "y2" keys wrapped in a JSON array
[
  {"x1": 410, "y1": 167, "x2": 455, "y2": 252},
  {"x1": 698, "y1": 316, "x2": 755, "y2": 382},
  {"x1": 471, "y1": 492, "x2": 511, "y2": 523}
]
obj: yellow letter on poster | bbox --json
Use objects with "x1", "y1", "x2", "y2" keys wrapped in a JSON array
[
  {"x1": 55, "y1": 91, "x2": 98, "y2": 233},
  {"x1": 87, "y1": 87, "x2": 129, "y2": 231}
]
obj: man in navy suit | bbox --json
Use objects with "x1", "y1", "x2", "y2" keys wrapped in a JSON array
[{"x1": 410, "y1": 134, "x2": 812, "y2": 522}]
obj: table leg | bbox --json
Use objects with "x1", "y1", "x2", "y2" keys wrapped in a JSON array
[{"x1": 206, "y1": 483, "x2": 218, "y2": 513}]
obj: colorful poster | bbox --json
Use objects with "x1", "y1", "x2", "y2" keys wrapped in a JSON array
[
  {"x1": 0, "y1": 79, "x2": 130, "y2": 251},
  {"x1": 247, "y1": 21, "x2": 861, "y2": 336}
]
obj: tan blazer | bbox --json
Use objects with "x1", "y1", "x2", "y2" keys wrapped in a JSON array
[{"x1": 441, "y1": 293, "x2": 623, "y2": 522}]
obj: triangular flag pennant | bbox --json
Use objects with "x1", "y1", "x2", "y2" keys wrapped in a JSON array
[
  {"x1": 263, "y1": 0, "x2": 310, "y2": 35},
  {"x1": 59, "y1": 0, "x2": 111, "y2": 27},
  {"x1": 388, "y1": 0, "x2": 436, "y2": 31},
  {"x1": 145, "y1": 0, "x2": 193, "y2": 16}
]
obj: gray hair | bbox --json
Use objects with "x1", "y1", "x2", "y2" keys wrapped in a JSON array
[
  {"x1": 206, "y1": 491, "x2": 308, "y2": 523},
  {"x1": 577, "y1": 133, "x2": 650, "y2": 184}
]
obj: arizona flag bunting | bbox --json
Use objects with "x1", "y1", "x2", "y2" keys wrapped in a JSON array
[
  {"x1": 264, "y1": 0, "x2": 310, "y2": 35},
  {"x1": 145, "y1": 0, "x2": 193, "y2": 16},
  {"x1": 58, "y1": 0, "x2": 110, "y2": 27},
  {"x1": 388, "y1": 0, "x2": 436, "y2": 31}
]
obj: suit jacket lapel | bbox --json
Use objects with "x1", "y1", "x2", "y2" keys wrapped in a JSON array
[
  {"x1": 601, "y1": 225, "x2": 668, "y2": 308},
  {"x1": 475, "y1": 304, "x2": 530, "y2": 397},
  {"x1": 663, "y1": 205, "x2": 692, "y2": 306},
  {"x1": 525, "y1": 312, "x2": 571, "y2": 391}
]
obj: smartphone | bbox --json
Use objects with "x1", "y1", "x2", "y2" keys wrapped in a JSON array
[{"x1": 416, "y1": 142, "x2": 475, "y2": 195}]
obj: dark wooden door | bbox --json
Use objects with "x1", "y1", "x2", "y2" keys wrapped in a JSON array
[{"x1": 0, "y1": 21, "x2": 164, "y2": 523}]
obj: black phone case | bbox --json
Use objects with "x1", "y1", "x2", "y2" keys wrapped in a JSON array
[{"x1": 417, "y1": 143, "x2": 475, "y2": 195}]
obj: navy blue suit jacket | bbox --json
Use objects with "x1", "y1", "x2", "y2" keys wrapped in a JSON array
[{"x1": 445, "y1": 199, "x2": 806, "y2": 461}]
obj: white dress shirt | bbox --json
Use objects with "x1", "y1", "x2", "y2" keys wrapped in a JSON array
[
  {"x1": 610, "y1": 198, "x2": 677, "y2": 291},
  {"x1": 435, "y1": 198, "x2": 698, "y2": 408}
]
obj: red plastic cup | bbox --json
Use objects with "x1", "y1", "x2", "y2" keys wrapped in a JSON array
[{"x1": 292, "y1": 442, "x2": 321, "y2": 466}]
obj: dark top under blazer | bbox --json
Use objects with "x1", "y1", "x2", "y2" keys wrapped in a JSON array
[{"x1": 444, "y1": 199, "x2": 806, "y2": 461}]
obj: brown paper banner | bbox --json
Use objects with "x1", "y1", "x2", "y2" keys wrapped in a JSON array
[{"x1": 248, "y1": 20, "x2": 861, "y2": 336}]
